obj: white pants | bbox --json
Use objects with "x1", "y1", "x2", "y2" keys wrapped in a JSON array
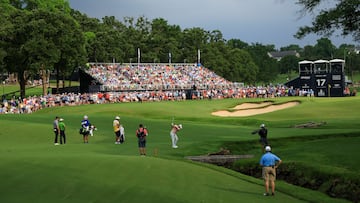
[{"x1": 170, "y1": 132, "x2": 178, "y2": 147}]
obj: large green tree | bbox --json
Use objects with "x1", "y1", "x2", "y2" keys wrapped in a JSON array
[
  {"x1": 181, "y1": 27, "x2": 209, "y2": 64},
  {"x1": 278, "y1": 55, "x2": 299, "y2": 76},
  {"x1": 1, "y1": 0, "x2": 85, "y2": 97},
  {"x1": 202, "y1": 30, "x2": 230, "y2": 79},
  {"x1": 147, "y1": 18, "x2": 182, "y2": 63},
  {"x1": 295, "y1": 0, "x2": 360, "y2": 42},
  {"x1": 245, "y1": 43, "x2": 278, "y2": 84},
  {"x1": 53, "y1": 12, "x2": 86, "y2": 91},
  {"x1": 227, "y1": 49, "x2": 258, "y2": 84},
  {"x1": 313, "y1": 38, "x2": 336, "y2": 59},
  {"x1": 70, "y1": 10, "x2": 102, "y2": 63}
]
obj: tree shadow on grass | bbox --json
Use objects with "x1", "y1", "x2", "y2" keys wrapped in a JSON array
[{"x1": 208, "y1": 185, "x2": 260, "y2": 196}]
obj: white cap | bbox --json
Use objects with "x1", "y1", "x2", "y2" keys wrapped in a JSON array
[
  {"x1": 179, "y1": 124, "x2": 182, "y2": 129},
  {"x1": 59, "y1": 118, "x2": 64, "y2": 121},
  {"x1": 260, "y1": 124, "x2": 265, "y2": 128},
  {"x1": 265, "y1": 146, "x2": 271, "y2": 152},
  {"x1": 84, "y1": 115, "x2": 88, "y2": 120},
  {"x1": 115, "y1": 116, "x2": 120, "y2": 120}
]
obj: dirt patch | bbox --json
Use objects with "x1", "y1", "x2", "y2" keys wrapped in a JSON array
[
  {"x1": 293, "y1": 121, "x2": 327, "y2": 128},
  {"x1": 212, "y1": 101, "x2": 300, "y2": 117},
  {"x1": 185, "y1": 155, "x2": 254, "y2": 165}
]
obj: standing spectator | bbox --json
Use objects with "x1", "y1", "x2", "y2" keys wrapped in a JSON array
[
  {"x1": 136, "y1": 124, "x2": 148, "y2": 156},
  {"x1": 81, "y1": 115, "x2": 91, "y2": 143},
  {"x1": 251, "y1": 123, "x2": 268, "y2": 152},
  {"x1": 113, "y1": 116, "x2": 121, "y2": 144},
  {"x1": 53, "y1": 116, "x2": 60, "y2": 145},
  {"x1": 58, "y1": 118, "x2": 66, "y2": 144},
  {"x1": 170, "y1": 123, "x2": 182, "y2": 148},
  {"x1": 259, "y1": 146, "x2": 282, "y2": 196}
]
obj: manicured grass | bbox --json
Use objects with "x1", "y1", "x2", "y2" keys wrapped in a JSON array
[
  {"x1": 1, "y1": 96, "x2": 359, "y2": 202},
  {"x1": 1, "y1": 80, "x2": 79, "y2": 98},
  {"x1": 277, "y1": 136, "x2": 360, "y2": 173}
]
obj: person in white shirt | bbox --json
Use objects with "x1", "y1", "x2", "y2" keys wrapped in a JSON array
[{"x1": 170, "y1": 123, "x2": 182, "y2": 148}]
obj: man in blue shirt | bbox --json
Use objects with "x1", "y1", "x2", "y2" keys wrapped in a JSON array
[
  {"x1": 259, "y1": 146, "x2": 282, "y2": 196},
  {"x1": 81, "y1": 115, "x2": 91, "y2": 143}
]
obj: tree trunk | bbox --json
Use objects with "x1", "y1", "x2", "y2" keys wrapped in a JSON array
[
  {"x1": 68, "y1": 66, "x2": 77, "y2": 87},
  {"x1": 62, "y1": 73, "x2": 65, "y2": 88},
  {"x1": 18, "y1": 69, "x2": 26, "y2": 99},
  {"x1": 56, "y1": 65, "x2": 60, "y2": 94},
  {"x1": 40, "y1": 65, "x2": 48, "y2": 96}
]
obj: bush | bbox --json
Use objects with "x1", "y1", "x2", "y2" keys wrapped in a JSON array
[{"x1": 231, "y1": 160, "x2": 359, "y2": 202}]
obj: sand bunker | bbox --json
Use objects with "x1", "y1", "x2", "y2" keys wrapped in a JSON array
[
  {"x1": 232, "y1": 102, "x2": 273, "y2": 110},
  {"x1": 212, "y1": 101, "x2": 300, "y2": 117}
]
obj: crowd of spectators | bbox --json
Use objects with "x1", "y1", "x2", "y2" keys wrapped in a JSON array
[
  {"x1": 0, "y1": 63, "x2": 311, "y2": 114},
  {"x1": 0, "y1": 84, "x2": 294, "y2": 114},
  {"x1": 85, "y1": 63, "x2": 236, "y2": 91}
]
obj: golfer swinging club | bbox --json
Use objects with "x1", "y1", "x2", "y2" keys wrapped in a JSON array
[
  {"x1": 251, "y1": 123, "x2": 268, "y2": 152},
  {"x1": 170, "y1": 123, "x2": 182, "y2": 148}
]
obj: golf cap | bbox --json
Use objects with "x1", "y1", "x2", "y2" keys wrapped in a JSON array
[
  {"x1": 260, "y1": 124, "x2": 265, "y2": 128},
  {"x1": 84, "y1": 115, "x2": 88, "y2": 120},
  {"x1": 179, "y1": 124, "x2": 182, "y2": 129},
  {"x1": 265, "y1": 146, "x2": 271, "y2": 152},
  {"x1": 115, "y1": 116, "x2": 120, "y2": 120},
  {"x1": 59, "y1": 118, "x2": 64, "y2": 121}
]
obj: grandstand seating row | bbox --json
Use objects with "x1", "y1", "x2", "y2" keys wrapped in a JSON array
[{"x1": 84, "y1": 63, "x2": 238, "y2": 91}]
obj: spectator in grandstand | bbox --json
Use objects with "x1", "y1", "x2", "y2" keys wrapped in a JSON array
[
  {"x1": 58, "y1": 118, "x2": 66, "y2": 144},
  {"x1": 53, "y1": 116, "x2": 60, "y2": 145},
  {"x1": 136, "y1": 124, "x2": 148, "y2": 156},
  {"x1": 85, "y1": 63, "x2": 234, "y2": 91}
]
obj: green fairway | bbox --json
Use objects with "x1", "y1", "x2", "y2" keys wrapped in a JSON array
[{"x1": 1, "y1": 96, "x2": 359, "y2": 203}]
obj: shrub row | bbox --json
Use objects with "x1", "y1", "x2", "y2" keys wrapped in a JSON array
[{"x1": 231, "y1": 161, "x2": 360, "y2": 203}]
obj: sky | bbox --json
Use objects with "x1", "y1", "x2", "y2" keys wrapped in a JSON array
[{"x1": 68, "y1": 0, "x2": 357, "y2": 49}]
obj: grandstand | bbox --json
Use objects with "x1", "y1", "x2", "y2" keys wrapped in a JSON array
[
  {"x1": 79, "y1": 63, "x2": 240, "y2": 97},
  {"x1": 73, "y1": 63, "x2": 298, "y2": 100},
  {"x1": 2, "y1": 63, "x2": 295, "y2": 114}
]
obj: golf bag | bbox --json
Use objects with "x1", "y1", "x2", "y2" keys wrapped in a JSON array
[{"x1": 119, "y1": 126, "x2": 125, "y2": 143}]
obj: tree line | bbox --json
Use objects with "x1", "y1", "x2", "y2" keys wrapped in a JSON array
[{"x1": 0, "y1": 0, "x2": 359, "y2": 98}]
